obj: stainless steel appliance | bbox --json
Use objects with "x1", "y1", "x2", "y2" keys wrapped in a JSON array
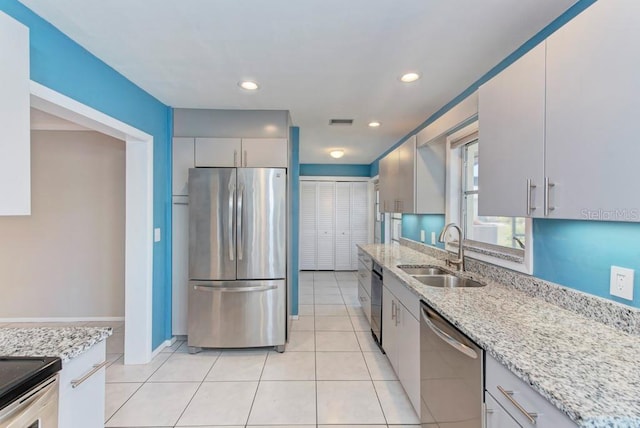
[
  {"x1": 0, "y1": 357, "x2": 61, "y2": 428},
  {"x1": 420, "y1": 301, "x2": 483, "y2": 428},
  {"x1": 370, "y1": 261, "x2": 383, "y2": 346},
  {"x1": 187, "y1": 167, "x2": 287, "y2": 352}
]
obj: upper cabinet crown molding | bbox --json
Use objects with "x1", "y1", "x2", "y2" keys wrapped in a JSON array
[{"x1": 0, "y1": 12, "x2": 30, "y2": 215}]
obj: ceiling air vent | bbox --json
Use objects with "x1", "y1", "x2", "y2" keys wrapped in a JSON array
[{"x1": 329, "y1": 119, "x2": 354, "y2": 126}]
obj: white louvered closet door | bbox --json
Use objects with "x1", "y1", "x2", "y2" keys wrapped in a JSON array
[
  {"x1": 350, "y1": 182, "x2": 369, "y2": 270},
  {"x1": 316, "y1": 182, "x2": 336, "y2": 270},
  {"x1": 299, "y1": 182, "x2": 318, "y2": 270},
  {"x1": 334, "y1": 182, "x2": 352, "y2": 271}
]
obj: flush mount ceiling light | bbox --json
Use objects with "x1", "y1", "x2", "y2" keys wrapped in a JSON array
[
  {"x1": 368, "y1": 121, "x2": 381, "y2": 128},
  {"x1": 238, "y1": 80, "x2": 259, "y2": 90},
  {"x1": 400, "y1": 72, "x2": 421, "y2": 83},
  {"x1": 329, "y1": 149, "x2": 345, "y2": 159}
]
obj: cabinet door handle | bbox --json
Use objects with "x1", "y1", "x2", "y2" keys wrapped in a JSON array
[
  {"x1": 71, "y1": 361, "x2": 109, "y2": 388},
  {"x1": 497, "y1": 385, "x2": 538, "y2": 424},
  {"x1": 395, "y1": 303, "x2": 400, "y2": 326},
  {"x1": 544, "y1": 177, "x2": 555, "y2": 216},
  {"x1": 243, "y1": 150, "x2": 248, "y2": 167},
  {"x1": 391, "y1": 300, "x2": 396, "y2": 321},
  {"x1": 526, "y1": 179, "x2": 537, "y2": 215},
  {"x1": 234, "y1": 150, "x2": 238, "y2": 167}
]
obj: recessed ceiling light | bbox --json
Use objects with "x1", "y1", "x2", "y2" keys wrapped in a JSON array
[
  {"x1": 400, "y1": 72, "x2": 420, "y2": 83},
  {"x1": 329, "y1": 149, "x2": 345, "y2": 159},
  {"x1": 368, "y1": 121, "x2": 381, "y2": 128},
  {"x1": 238, "y1": 80, "x2": 259, "y2": 90}
]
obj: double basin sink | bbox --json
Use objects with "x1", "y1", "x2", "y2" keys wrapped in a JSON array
[{"x1": 397, "y1": 265, "x2": 485, "y2": 288}]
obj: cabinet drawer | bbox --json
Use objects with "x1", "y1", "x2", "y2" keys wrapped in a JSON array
[
  {"x1": 383, "y1": 269, "x2": 420, "y2": 320},
  {"x1": 358, "y1": 283, "x2": 371, "y2": 323},
  {"x1": 357, "y1": 250, "x2": 372, "y2": 266},
  {"x1": 486, "y1": 355, "x2": 576, "y2": 427},
  {"x1": 357, "y1": 262, "x2": 371, "y2": 293}
]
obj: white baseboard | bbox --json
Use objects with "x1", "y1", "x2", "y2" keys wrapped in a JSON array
[
  {"x1": 151, "y1": 337, "x2": 176, "y2": 358},
  {"x1": 0, "y1": 316, "x2": 125, "y2": 323}
]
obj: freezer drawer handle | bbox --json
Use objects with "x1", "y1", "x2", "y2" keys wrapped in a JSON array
[
  {"x1": 421, "y1": 308, "x2": 477, "y2": 359},
  {"x1": 497, "y1": 385, "x2": 538, "y2": 424},
  {"x1": 193, "y1": 284, "x2": 277, "y2": 293},
  {"x1": 71, "y1": 361, "x2": 108, "y2": 388}
]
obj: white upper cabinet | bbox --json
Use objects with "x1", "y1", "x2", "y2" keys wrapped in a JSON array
[
  {"x1": 0, "y1": 12, "x2": 30, "y2": 215},
  {"x1": 545, "y1": 0, "x2": 640, "y2": 221},
  {"x1": 415, "y1": 141, "x2": 446, "y2": 214},
  {"x1": 478, "y1": 42, "x2": 546, "y2": 218},
  {"x1": 479, "y1": 0, "x2": 640, "y2": 222},
  {"x1": 241, "y1": 138, "x2": 288, "y2": 167},
  {"x1": 195, "y1": 137, "x2": 242, "y2": 167},
  {"x1": 379, "y1": 136, "x2": 415, "y2": 213},
  {"x1": 194, "y1": 138, "x2": 287, "y2": 168},
  {"x1": 172, "y1": 137, "x2": 195, "y2": 195}
]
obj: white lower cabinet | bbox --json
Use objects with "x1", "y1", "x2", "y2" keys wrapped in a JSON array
[
  {"x1": 485, "y1": 392, "x2": 521, "y2": 428},
  {"x1": 382, "y1": 283, "x2": 420, "y2": 416},
  {"x1": 485, "y1": 354, "x2": 576, "y2": 427},
  {"x1": 358, "y1": 282, "x2": 371, "y2": 323},
  {"x1": 58, "y1": 340, "x2": 107, "y2": 428}
]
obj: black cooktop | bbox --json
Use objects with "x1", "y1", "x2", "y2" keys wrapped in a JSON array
[{"x1": 0, "y1": 356, "x2": 62, "y2": 411}]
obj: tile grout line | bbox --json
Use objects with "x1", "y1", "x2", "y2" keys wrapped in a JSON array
[
  {"x1": 104, "y1": 335, "x2": 181, "y2": 426},
  {"x1": 169, "y1": 349, "x2": 221, "y2": 427},
  {"x1": 244, "y1": 349, "x2": 269, "y2": 426}
]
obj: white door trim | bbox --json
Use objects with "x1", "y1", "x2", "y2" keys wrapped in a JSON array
[{"x1": 30, "y1": 81, "x2": 155, "y2": 364}]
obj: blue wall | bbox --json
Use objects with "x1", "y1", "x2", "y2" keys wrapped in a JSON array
[
  {"x1": 2, "y1": 1, "x2": 173, "y2": 348},
  {"x1": 300, "y1": 164, "x2": 370, "y2": 177},
  {"x1": 290, "y1": 127, "x2": 300, "y2": 316},
  {"x1": 401, "y1": 215, "x2": 445, "y2": 249},
  {"x1": 534, "y1": 219, "x2": 640, "y2": 307}
]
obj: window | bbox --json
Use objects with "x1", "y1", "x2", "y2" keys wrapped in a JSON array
[
  {"x1": 446, "y1": 122, "x2": 532, "y2": 274},
  {"x1": 462, "y1": 141, "x2": 526, "y2": 249}
]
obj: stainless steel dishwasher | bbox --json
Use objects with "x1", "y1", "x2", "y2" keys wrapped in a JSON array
[{"x1": 420, "y1": 301, "x2": 483, "y2": 427}]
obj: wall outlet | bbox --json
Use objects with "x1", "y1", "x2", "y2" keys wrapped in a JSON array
[
  {"x1": 154, "y1": 228, "x2": 161, "y2": 243},
  {"x1": 431, "y1": 232, "x2": 436, "y2": 245},
  {"x1": 420, "y1": 230, "x2": 426, "y2": 242},
  {"x1": 610, "y1": 266, "x2": 634, "y2": 300}
]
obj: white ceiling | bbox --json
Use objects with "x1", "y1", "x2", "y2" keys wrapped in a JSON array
[{"x1": 19, "y1": 0, "x2": 577, "y2": 164}]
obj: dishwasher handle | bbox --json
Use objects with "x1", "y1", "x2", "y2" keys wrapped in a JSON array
[{"x1": 421, "y1": 307, "x2": 478, "y2": 359}]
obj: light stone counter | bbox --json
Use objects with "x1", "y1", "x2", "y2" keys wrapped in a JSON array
[
  {"x1": 0, "y1": 327, "x2": 112, "y2": 362},
  {"x1": 359, "y1": 243, "x2": 640, "y2": 428}
]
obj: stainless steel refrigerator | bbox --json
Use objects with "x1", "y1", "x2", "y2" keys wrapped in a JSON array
[{"x1": 187, "y1": 167, "x2": 286, "y2": 351}]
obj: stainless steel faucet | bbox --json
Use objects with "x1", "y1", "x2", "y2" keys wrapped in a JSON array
[{"x1": 438, "y1": 223, "x2": 464, "y2": 271}]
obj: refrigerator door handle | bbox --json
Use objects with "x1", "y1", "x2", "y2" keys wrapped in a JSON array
[
  {"x1": 237, "y1": 185, "x2": 244, "y2": 260},
  {"x1": 228, "y1": 180, "x2": 235, "y2": 261},
  {"x1": 193, "y1": 284, "x2": 277, "y2": 293}
]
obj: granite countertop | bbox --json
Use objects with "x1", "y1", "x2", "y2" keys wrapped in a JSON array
[
  {"x1": 359, "y1": 243, "x2": 640, "y2": 428},
  {"x1": 0, "y1": 327, "x2": 112, "y2": 363}
]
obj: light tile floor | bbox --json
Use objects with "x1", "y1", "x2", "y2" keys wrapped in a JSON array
[{"x1": 101, "y1": 271, "x2": 419, "y2": 427}]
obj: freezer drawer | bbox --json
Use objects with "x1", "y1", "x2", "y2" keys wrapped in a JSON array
[{"x1": 187, "y1": 280, "x2": 286, "y2": 348}]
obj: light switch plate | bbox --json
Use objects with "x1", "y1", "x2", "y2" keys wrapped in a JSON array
[
  {"x1": 154, "y1": 228, "x2": 161, "y2": 242},
  {"x1": 610, "y1": 266, "x2": 634, "y2": 300},
  {"x1": 420, "y1": 230, "x2": 426, "y2": 242}
]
